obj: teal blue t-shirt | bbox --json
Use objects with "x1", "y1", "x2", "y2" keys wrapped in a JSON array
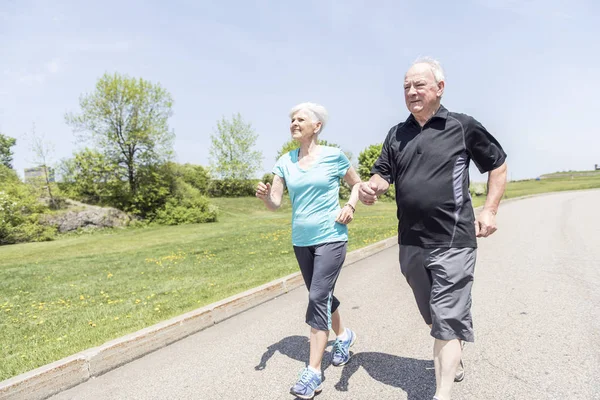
[{"x1": 273, "y1": 146, "x2": 351, "y2": 247}]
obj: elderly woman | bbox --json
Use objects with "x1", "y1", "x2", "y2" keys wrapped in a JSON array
[{"x1": 256, "y1": 102, "x2": 362, "y2": 399}]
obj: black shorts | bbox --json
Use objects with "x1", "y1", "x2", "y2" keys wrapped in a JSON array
[
  {"x1": 293, "y1": 241, "x2": 347, "y2": 331},
  {"x1": 399, "y1": 245, "x2": 477, "y2": 342}
]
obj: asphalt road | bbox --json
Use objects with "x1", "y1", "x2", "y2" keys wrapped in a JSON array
[{"x1": 50, "y1": 190, "x2": 600, "y2": 400}]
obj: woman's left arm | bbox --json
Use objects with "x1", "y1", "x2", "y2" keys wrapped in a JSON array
[{"x1": 336, "y1": 166, "x2": 362, "y2": 225}]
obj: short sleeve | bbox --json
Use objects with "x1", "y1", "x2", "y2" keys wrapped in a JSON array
[
  {"x1": 272, "y1": 154, "x2": 286, "y2": 178},
  {"x1": 337, "y1": 150, "x2": 351, "y2": 178},
  {"x1": 465, "y1": 118, "x2": 507, "y2": 173},
  {"x1": 370, "y1": 127, "x2": 395, "y2": 183}
]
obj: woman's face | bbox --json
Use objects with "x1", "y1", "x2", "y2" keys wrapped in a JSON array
[{"x1": 290, "y1": 110, "x2": 320, "y2": 141}]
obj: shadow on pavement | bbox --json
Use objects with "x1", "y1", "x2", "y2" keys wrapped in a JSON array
[
  {"x1": 255, "y1": 336, "x2": 435, "y2": 399},
  {"x1": 335, "y1": 352, "x2": 435, "y2": 399},
  {"x1": 255, "y1": 335, "x2": 335, "y2": 372}
]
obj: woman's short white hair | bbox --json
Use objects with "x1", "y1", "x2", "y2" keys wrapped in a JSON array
[
  {"x1": 412, "y1": 56, "x2": 445, "y2": 84},
  {"x1": 289, "y1": 102, "x2": 329, "y2": 134}
]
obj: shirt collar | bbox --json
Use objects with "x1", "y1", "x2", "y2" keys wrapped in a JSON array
[{"x1": 406, "y1": 104, "x2": 448, "y2": 126}]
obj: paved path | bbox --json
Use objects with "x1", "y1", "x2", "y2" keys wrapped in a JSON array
[{"x1": 50, "y1": 190, "x2": 600, "y2": 400}]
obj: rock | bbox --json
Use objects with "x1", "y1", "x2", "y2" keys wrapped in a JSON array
[{"x1": 42, "y1": 202, "x2": 133, "y2": 233}]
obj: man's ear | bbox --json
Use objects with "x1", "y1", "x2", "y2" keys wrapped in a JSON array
[{"x1": 437, "y1": 80, "x2": 445, "y2": 98}]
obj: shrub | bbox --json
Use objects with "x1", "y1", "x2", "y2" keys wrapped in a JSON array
[
  {"x1": 261, "y1": 173, "x2": 274, "y2": 184},
  {"x1": 207, "y1": 179, "x2": 257, "y2": 197},
  {"x1": 170, "y1": 163, "x2": 211, "y2": 195},
  {"x1": 153, "y1": 179, "x2": 217, "y2": 225},
  {"x1": 0, "y1": 167, "x2": 56, "y2": 244}
]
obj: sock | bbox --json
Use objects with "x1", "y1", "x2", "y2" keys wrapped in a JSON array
[
  {"x1": 337, "y1": 328, "x2": 349, "y2": 341},
  {"x1": 308, "y1": 366, "x2": 321, "y2": 376}
]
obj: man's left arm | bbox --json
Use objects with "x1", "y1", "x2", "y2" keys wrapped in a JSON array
[
  {"x1": 476, "y1": 161, "x2": 507, "y2": 237},
  {"x1": 464, "y1": 116, "x2": 508, "y2": 238}
]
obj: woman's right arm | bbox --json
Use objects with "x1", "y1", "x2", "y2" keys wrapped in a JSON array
[{"x1": 255, "y1": 174, "x2": 285, "y2": 211}]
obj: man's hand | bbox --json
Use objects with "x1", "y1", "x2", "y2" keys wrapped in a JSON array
[
  {"x1": 358, "y1": 182, "x2": 378, "y2": 205},
  {"x1": 475, "y1": 209, "x2": 497, "y2": 238}
]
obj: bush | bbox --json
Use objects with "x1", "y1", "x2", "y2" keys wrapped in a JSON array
[
  {"x1": 153, "y1": 197, "x2": 217, "y2": 225},
  {"x1": 207, "y1": 179, "x2": 257, "y2": 197},
  {"x1": 261, "y1": 173, "x2": 274, "y2": 184},
  {"x1": 153, "y1": 179, "x2": 217, "y2": 225},
  {"x1": 170, "y1": 163, "x2": 211, "y2": 195},
  {"x1": 0, "y1": 167, "x2": 56, "y2": 244}
]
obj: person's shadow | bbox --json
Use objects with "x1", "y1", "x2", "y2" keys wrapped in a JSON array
[
  {"x1": 335, "y1": 352, "x2": 435, "y2": 400},
  {"x1": 255, "y1": 335, "x2": 335, "y2": 372},
  {"x1": 255, "y1": 335, "x2": 435, "y2": 400}
]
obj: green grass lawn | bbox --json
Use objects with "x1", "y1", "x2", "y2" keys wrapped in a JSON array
[
  {"x1": 0, "y1": 197, "x2": 399, "y2": 381},
  {"x1": 1, "y1": 174, "x2": 599, "y2": 381}
]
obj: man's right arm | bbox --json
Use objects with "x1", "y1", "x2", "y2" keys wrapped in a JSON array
[{"x1": 369, "y1": 174, "x2": 390, "y2": 195}]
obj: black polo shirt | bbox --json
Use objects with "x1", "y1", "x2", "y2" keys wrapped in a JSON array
[{"x1": 371, "y1": 105, "x2": 507, "y2": 248}]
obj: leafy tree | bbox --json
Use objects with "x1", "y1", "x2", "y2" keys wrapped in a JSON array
[
  {"x1": 65, "y1": 72, "x2": 175, "y2": 203},
  {"x1": 0, "y1": 133, "x2": 16, "y2": 169},
  {"x1": 58, "y1": 148, "x2": 122, "y2": 205},
  {"x1": 209, "y1": 113, "x2": 262, "y2": 180},
  {"x1": 357, "y1": 143, "x2": 383, "y2": 181}
]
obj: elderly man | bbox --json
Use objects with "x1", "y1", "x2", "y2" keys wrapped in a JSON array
[{"x1": 359, "y1": 57, "x2": 507, "y2": 400}]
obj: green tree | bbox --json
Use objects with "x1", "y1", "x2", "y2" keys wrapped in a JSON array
[
  {"x1": 0, "y1": 133, "x2": 16, "y2": 169},
  {"x1": 58, "y1": 148, "x2": 122, "y2": 205},
  {"x1": 358, "y1": 143, "x2": 395, "y2": 200},
  {"x1": 357, "y1": 143, "x2": 383, "y2": 181},
  {"x1": 65, "y1": 72, "x2": 175, "y2": 202},
  {"x1": 209, "y1": 113, "x2": 262, "y2": 180}
]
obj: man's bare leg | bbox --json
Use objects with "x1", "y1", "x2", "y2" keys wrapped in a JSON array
[{"x1": 433, "y1": 338, "x2": 462, "y2": 400}]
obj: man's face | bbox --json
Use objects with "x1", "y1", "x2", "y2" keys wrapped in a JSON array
[{"x1": 404, "y1": 63, "x2": 444, "y2": 117}]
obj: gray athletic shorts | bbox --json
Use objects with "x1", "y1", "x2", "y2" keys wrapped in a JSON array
[
  {"x1": 399, "y1": 245, "x2": 477, "y2": 342},
  {"x1": 293, "y1": 241, "x2": 347, "y2": 331}
]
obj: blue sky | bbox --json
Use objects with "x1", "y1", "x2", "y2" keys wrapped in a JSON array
[{"x1": 1, "y1": 0, "x2": 599, "y2": 182}]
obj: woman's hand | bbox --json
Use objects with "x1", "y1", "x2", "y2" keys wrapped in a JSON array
[
  {"x1": 255, "y1": 182, "x2": 271, "y2": 201},
  {"x1": 336, "y1": 204, "x2": 355, "y2": 225}
]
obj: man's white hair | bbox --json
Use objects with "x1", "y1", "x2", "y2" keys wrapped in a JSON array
[
  {"x1": 289, "y1": 102, "x2": 329, "y2": 134},
  {"x1": 412, "y1": 56, "x2": 445, "y2": 84}
]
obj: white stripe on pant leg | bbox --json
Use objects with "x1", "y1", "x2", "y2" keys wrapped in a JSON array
[{"x1": 327, "y1": 291, "x2": 333, "y2": 331}]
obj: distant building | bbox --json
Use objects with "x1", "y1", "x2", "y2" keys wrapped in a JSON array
[{"x1": 24, "y1": 166, "x2": 55, "y2": 183}]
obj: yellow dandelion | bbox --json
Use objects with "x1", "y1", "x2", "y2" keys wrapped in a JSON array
[{"x1": 107, "y1": 273, "x2": 113, "y2": 279}]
